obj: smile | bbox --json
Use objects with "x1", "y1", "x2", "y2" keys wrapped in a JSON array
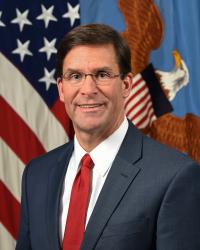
[{"x1": 78, "y1": 104, "x2": 103, "y2": 108}]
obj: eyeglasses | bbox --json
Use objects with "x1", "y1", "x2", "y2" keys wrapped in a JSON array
[{"x1": 61, "y1": 70, "x2": 123, "y2": 86}]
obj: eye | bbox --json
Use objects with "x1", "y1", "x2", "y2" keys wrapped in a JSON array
[
  {"x1": 70, "y1": 73, "x2": 83, "y2": 81},
  {"x1": 96, "y1": 71, "x2": 111, "y2": 80},
  {"x1": 63, "y1": 72, "x2": 83, "y2": 81}
]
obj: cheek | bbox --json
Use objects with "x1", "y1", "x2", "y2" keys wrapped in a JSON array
[
  {"x1": 109, "y1": 91, "x2": 124, "y2": 110},
  {"x1": 102, "y1": 85, "x2": 123, "y2": 105},
  {"x1": 63, "y1": 94, "x2": 74, "y2": 112},
  {"x1": 61, "y1": 86, "x2": 77, "y2": 105}
]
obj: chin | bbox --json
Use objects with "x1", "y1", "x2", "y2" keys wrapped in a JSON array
[
  {"x1": 75, "y1": 120, "x2": 106, "y2": 133},
  {"x1": 78, "y1": 124, "x2": 101, "y2": 133}
]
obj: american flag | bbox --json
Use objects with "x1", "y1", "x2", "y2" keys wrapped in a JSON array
[
  {"x1": 0, "y1": 1, "x2": 79, "y2": 248},
  {"x1": 125, "y1": 73, "x2": 156, "y2": 129},
  {"x1": 0, "y1": 1, "x2": 172, "y2": 248},
  {"x1": 125, "y1": 64, "x2": 173, "y2": 129}
]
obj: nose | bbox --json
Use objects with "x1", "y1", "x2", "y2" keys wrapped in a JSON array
[{"x1": 80, "y1": 74, "x2": 98, "y2": 95}]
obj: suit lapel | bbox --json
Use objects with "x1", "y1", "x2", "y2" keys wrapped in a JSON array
[
  {"x1": 81, "y1": 123, "x2": 143, "y2": 250},
  {"x1": 46, "y1": 141, "x2": 74, "y2": 250}
]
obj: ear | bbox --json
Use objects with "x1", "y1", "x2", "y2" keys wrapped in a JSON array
[
  {"x1": 122, "y1": 72, "x2": 133, "y2": 98},
  {"x1": 57, "y1": 78, "x2": 65, "y2": 102}
]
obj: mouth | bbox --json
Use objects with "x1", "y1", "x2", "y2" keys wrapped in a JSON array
[
  {"x1": 76, "y1": 103, "x2": 105, "y2": 113},
  {"x1": 78, "y1": 103, "x2": 104, "y2": 108}
]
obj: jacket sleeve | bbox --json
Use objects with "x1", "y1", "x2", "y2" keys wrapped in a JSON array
[
  {"x1": 156, "y1": 162, "x2": 200, "y2": 250},
  {"x1": 16, "y1": 165, "x2": 32, "y2": 250}
]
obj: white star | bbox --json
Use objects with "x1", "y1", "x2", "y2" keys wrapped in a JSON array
[
  {"x1": 62, "y1": 3, "x2": 80, "y2": 26},
  {"x1": 39, "y1": 37, "x2": 57, "y2": 60},
  {"x1": 11, "y1": 8, "x2": 32, "y2": 32},
  {"x1": 36, "y1": 5, "x2": 57, "y2": 28},
  {"x1": 0, "y1": 11, "x2": 6, "y2": 27},
  {"x1": 12, "y1": 39, "x2": 33, "y2": 62},
  {"x1": 39, "y1": 68, "x2": 56, "y2": 90}
]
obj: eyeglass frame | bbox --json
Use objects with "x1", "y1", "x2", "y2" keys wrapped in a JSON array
[{"x1": 59, "y1": 70, "x2": 125, "y2": 86}]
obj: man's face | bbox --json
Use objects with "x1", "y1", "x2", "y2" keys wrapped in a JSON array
[{"x1": 57, "y1": 44, "x2": 132, "y2": 142}]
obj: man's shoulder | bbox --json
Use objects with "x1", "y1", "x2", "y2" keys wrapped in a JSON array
[
  {"x1": 140, "y1": 131, "x2": 200, "y2": 183},
  {"x1": 143, "y1": 134, "x2": 192, "y2": 163},
  {"x1": 26, "y1": 140, "x2": 73, "y2": 173},
  {"x1": 127, "y1": 121, "x2": 197, "y2": 170}
]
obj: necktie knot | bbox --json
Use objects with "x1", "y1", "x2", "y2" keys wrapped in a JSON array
[{"x1": 81, "y1": 153, "x2": 94, "y2": 170}]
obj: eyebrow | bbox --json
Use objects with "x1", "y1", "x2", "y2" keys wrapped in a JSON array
[{"x1": 63, "y1": 67, "x2": 114, "y2": 74}]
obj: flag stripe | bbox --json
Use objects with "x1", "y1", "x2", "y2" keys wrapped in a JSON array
[
  {"x1": 126, "y1": 95, "x2": 151, "y2": 121},
  {"x1": 51, "y1": 99, "x2": 74, "y2": 139},
  {"x1": 0, "y1": 53, "x2": 68, "y2": 152},
  {"x1": 131, "y1": 74, "x2": 142, "y2": 88},
  {"x1": 134, "y1": 104, "x2": 154, "y2": 127},
  {"x1": 126, "y1": 91, "x2": 150, "y2": 117},
  {"x1": 125, "y1": 83, "x2": 147, "y2": 109},
  {"x1": 131, "y1": 77, "x2": 144, "y2": 90},
  {"x1": 0, "y1": 181, "x2": 20, "y2": 240},
  {"x1": 0, "y1": 97, "x2": 46, "y2": 164},
  {"x1": 125, "y1": 87, "x2": 149, "y2": 112},
  {"x1": 130, "y1": 99, "x2": 153, "y2": 124},
  {"x1": 0, "y1": 223, "x2": 16, "y2": 250},
  {"x1": 0, "y1": 139, "x2": 24, "y2": 202},
  {"x1": 135, "y1": 107, "x2": 155, "y2": 128}
]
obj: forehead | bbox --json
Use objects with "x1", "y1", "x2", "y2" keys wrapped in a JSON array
[{"x1": 62, "y1": 44, "x2": 119, "y2": 71}]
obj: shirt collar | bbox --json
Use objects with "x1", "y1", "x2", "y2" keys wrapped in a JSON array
[{"x1": 73, "y1": 118, "x2": 129, "y2": 176}]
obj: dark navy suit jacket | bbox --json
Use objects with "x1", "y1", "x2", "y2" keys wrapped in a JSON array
[{"x1": 16, "y1": 122, "x2": 200, "y2": 250}]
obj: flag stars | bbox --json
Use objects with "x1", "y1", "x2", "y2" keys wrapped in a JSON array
[
  {"x1": 0, "y1": 11, "x2": 6, "y2": 27},
  {"x1": 11, "y1": 9, "x2": 32, "y2": 32},
  {"x1": 39, "y1": 68, "x2": 56, "y2": 90},
  {"x1": 37, "y1": 5, "x2": 57, "y2": 28},
  {"x1": 12, "y1": 39, "x2": 33, "y2": 62},
  {"x1": 39, "y1": 37, "x2": 57, "y2": 61},
  {"x1": 62, "y1": 3, "x2": 80, "y2": 26}
]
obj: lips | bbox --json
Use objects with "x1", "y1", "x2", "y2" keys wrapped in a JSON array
[{"x1": 78, "y1": 104, "x2": 103, "y2": 108}]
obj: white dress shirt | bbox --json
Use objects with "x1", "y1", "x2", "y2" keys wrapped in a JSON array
[{"x1": 59, "y1": 118, "x2": 128, "y2": 241}]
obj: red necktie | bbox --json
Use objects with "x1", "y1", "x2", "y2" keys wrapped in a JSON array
[{"x1": 62, "y1": 153, "x2": 94, "y2": 250}]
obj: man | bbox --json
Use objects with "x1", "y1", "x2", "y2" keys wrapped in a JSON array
[{"x1": 16, "y1": 24, "x2": 200, "y2": 250}]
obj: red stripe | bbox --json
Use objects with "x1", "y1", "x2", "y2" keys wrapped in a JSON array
[
  {"x1": 136, "y1": 109, "x2": 154, "y2": 128},
  {"x1": 0, "y1": 97, "x2": 45, "y2": 165},
  {"x1": 126, "y1": 91, "x2": 150, "y2": 117},
  {"x1": 125, "y1": 84, "x2": 147, "y2": 109},
  {"x1": 0, "y1": 181, "x2": 20, "y2": 240},
  {"x1": 130, "y1": 98, "x2": 152, "y2": 121},
  {"x1": 131, "y1": 77, "x2": 143, "y2": 89},
  {"x1": 135, "y1": 105, "x2": 154, "y2": 128},
  {"x1": 51, "y1": 98, "x2": 74, "y2": 139}
]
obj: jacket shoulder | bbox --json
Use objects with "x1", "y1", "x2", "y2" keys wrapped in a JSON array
[{"x1": 26, "y1": 141, "x2": 73, "y2": 174}]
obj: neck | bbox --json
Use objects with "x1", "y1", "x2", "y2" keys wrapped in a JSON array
[
  {"x1": 75, "y1": 130, "x2": 110, "y2": 152},
  {"x1": 74, "y1": 119, "x2": 125, "y2": 152}
]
